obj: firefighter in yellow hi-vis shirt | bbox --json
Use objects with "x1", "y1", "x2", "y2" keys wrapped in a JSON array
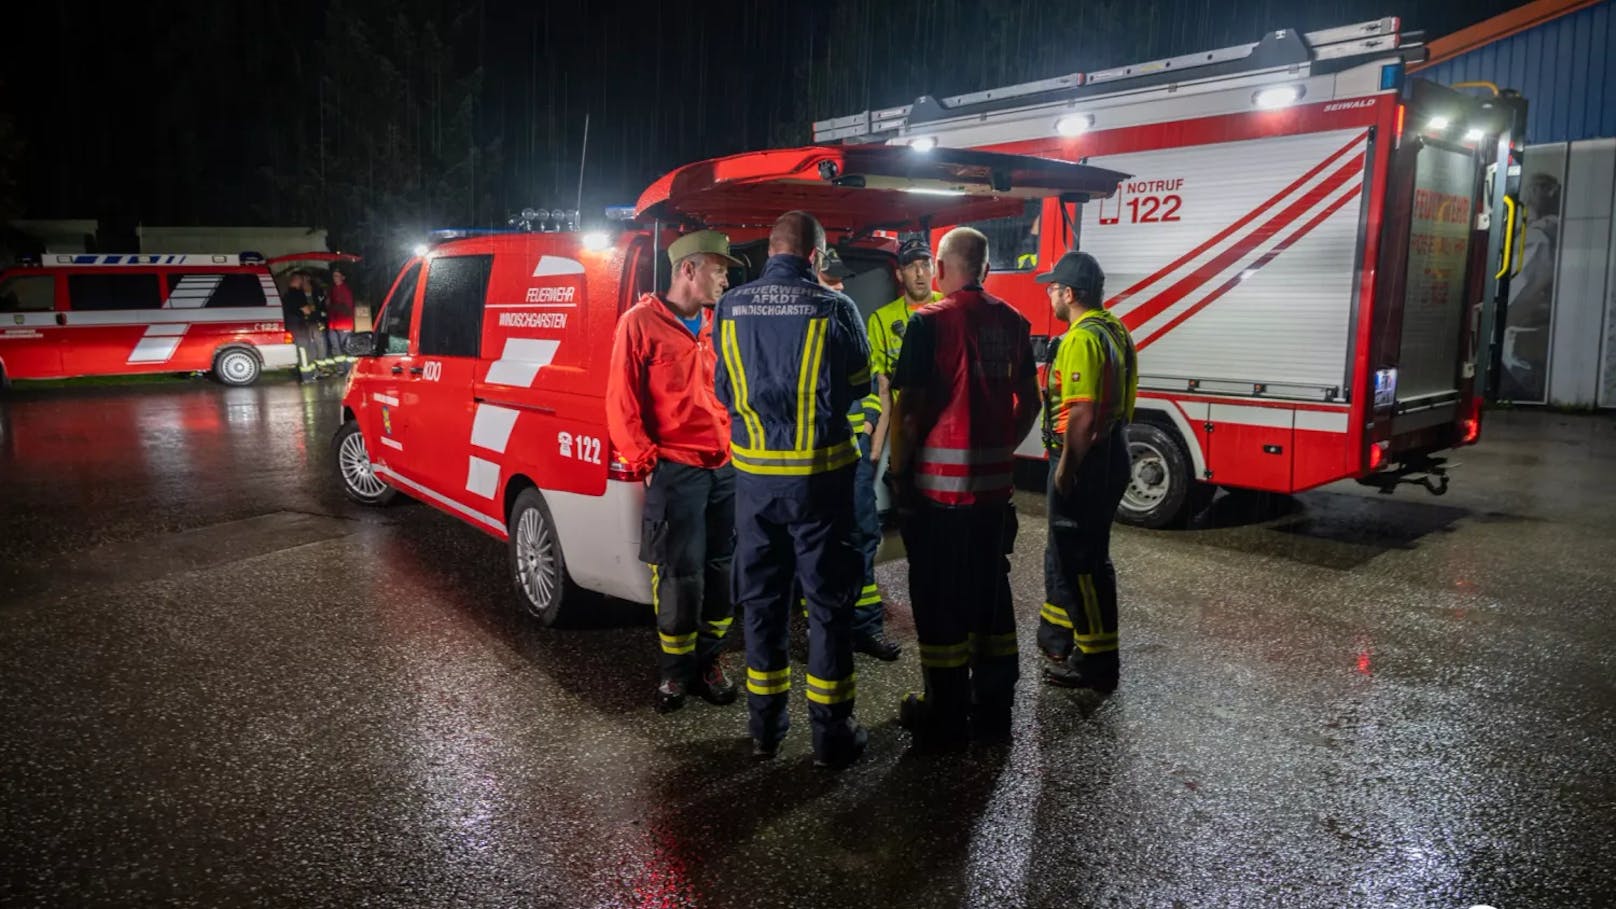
[{"x1": 1035, "y1": 251, "x2": 1137, "y2": 692}]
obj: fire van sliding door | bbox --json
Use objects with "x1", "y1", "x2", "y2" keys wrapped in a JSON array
[{"x1": 407, "y1": 255, "x2": 493, "y2": 510}]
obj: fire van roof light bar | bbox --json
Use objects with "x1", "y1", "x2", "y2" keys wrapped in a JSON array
[{"x1": 811, "y1": 17, "x2": 1402, "y2": 143}]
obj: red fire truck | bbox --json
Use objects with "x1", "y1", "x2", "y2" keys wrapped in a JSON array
[
  {"x1": 334, "y1": 146, "x2": 1125, "y2": 624},
  {"x1": 814, "y1": 17, "x2": 1527, "y2": 527},
  {"x1": 0, "y1": 252, "x2": 334, "y2": 387}
]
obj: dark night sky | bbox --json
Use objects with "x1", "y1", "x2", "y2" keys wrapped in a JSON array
[{"x1": 0, "y1": 0, "x2": 1529, "y2": 248}]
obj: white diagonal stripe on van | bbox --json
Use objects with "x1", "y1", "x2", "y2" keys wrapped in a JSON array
[
  {"x1": 532, "y1": 256, "x2": 585, "y2": 278},
  {"x1": 374, "y1": 464, "x2": 505, "y2": 535},
  {"x1": 144, "y1": 323, "x2": 189, "y2": 337},
  {"x1": 485, "y1": 338, "x2": 560, "y2": 387},
  {"x1": 466, "y1": 455, "x2": 501, "y2": 499},
  {"x1": 379, "y1": 437, "x2": 404, "y2": 451},
  {"x1": 470, "y1": 403, "x2": 520, "y2": 453},
  {"x1": 165, "y1": 274, "x2": 223, "y2": 309},
  {"x1": 127, "y1": 335, "x2": 185, "y2": 364}
]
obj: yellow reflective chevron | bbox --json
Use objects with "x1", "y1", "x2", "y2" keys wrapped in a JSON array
[
  {"x1": 919, "y1": 640, "x2": 970, "y2": 669},
  {"x1": 747, "y1": 666, "x2": 791, "y2": 696},
  {"x1": 730, "y1": 439, "x2": 860, "y2": 476},
  {"x1": 1040, "y1": 602, "x2": 1073, "y2": 629},
  {"x1": 805, "y1": 672, "x2": 856, "y2": 705},
  {"x1": 795, "y1": 318, "x2": 828, "y2": 451},
  {"x1": 1079, "y1": 575, "x2": 1103, "y2": 636},
  {"x1": 704, "y1": 616, "x2": 733, "y2": 639},
  {"x1": 855, "y1": 584, "x2": 881, "y2": 608},
  {"x1": 658, "y1": 631, "x2": 697, "y2": 655},
  {"x1": 721, "y1": 319, "x2": 765, "y2": 448}
]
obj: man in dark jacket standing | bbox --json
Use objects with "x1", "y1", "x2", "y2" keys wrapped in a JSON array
[{"x1": 280, "y1": 272, "x2": 317, "y2": 383}]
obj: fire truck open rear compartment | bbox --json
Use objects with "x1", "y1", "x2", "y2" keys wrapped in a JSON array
[{"x1": 813, "y1": 17, "x2": 1527, "y2": 528}]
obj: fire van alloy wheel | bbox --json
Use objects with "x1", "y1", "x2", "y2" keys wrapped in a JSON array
[
  {"x1": 212, "y1": 347, "x2": 261, "y2": 387},
  {"x1": 1118, "y1": 422, "x2": 1207, "y2": 529},
  {"x1": 508, "y1": 487, "x2": 570, "y2": 627},
  {"x1": 334, "y1": 420, "x2": 396, "y2": 506}
]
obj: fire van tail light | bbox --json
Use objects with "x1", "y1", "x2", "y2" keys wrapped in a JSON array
[
  {"x1": 1460, "y1": 418, "x2": 1480, "y2": 445},
  {"x1": 607, "y1": 458, "x2": 649, "y2": 483},
  {"x1": 284, "y1": 332, "x2": 294, "y2": 343},
  {"x1": 1368, "y1": 441, "x2": 1389, "y2": 471}
]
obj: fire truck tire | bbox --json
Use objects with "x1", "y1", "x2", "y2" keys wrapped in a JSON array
[
  {"x1": 333, "y1": 420, "x2": 397, "y2": 506},
  {"x1": 507, "y1": 487, "x2": 572, "y2": 627},
  {"x1": 212, "y1": 347, "x2": 261, "y2": 387},
  {"x1": 1119, "y1": 422, "x2": 1205, "y2": 529}
]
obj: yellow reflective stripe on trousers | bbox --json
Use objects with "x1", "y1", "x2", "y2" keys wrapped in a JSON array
[
  {"x1": 795, "y1": 318, "x2": 827, "y2": 451},
  {"x1": 856, "y1": 584, "x2": 881, "y2": 607},
  {"x1": 721, "y1": 320, "x2": 765, "y2": 448},
  {"x1": 1079, "y1": 574, "x2": 1104, "y2": 637},
  {"x1": 649, "y1": 564, "x2": 661, "y2": 611},
  {"x1": 805, "y1": 672, "x2": 856, "y2": 705},
  {"x1": 747, "y1": 666, "x2": 791, "y2": 696},
  {"x1": 970, "y1": 631, "x2": 1019, "y2": 659},
  {"x1": 919, "y1": 641, "x2": 970, "y2": 669},
  {"x1": 658, "y1": 631, "x2": 697, "y2": 655},
  {"x1": 1075, "y1": 632, "x2": 1119, "y2": 654},
  {"x1": 704, "y1": 616, "x2": 733, "y2": 638},
  {"x1": 730, "y1": 439, "x2": 860, "y2": 476},
  {"x1": 1040, "y1": 602, "x2": 1073, "y2": 629}
]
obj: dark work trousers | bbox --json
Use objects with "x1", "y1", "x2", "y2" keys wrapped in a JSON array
[
  {"x1": 851, "y1": 432, "x2": 885, "y2": 638},
  {"x1": 1039, "y1": 426, "x2": 1131, "y2": 674},
  {"x1": 641, "y1": 460, "x2": 736, "y2": 686},
  {"x1": 900, "y1": 498, "x2": 1020, "y2": 737},
  {"x1": 734, "y1": 467, "x2": 861, "y2": 754},
  {"x1": 292, "y1": 323, "x2": 318, "y2": 382}
]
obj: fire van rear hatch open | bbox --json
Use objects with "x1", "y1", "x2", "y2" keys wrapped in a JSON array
[{"x1": 635, "y1": 144, "x2": 1129, "y2": 231}]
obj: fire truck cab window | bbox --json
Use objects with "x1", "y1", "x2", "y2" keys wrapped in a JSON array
[
  {"x1": 964, "y1": 199, "x2": 1042, "y2": 272},
  {"x1": 66, "y1": 274, "x2": 163, "y2": 311},
  {"x1": 417, "y1": 254, "x2": 492, "y2": 358},
  {"x1": 375, "y1": 262, "x2": 422, "y2": 356},
  {"x1": 0, "y1": 275, "x2": 54, "y2": 312}
]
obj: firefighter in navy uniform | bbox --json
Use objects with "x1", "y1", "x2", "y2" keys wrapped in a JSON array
[
  {"x1": 715, "y1": 211, "x2": 871, "y2": 769},
  {"x1": 817, "y1": 249, "x2": 901, "y2": 662},
  {"x1": 607, "y1": 230, "x2": 743, "y2": 713},
  {"x1": 1035, "y1": 251, "x2": 1137, "y2": 692},
  {"x1": 886, "y1": 227, "x2": 1042, "y2": 746}
]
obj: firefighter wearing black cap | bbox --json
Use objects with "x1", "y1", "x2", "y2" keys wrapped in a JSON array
[
  {"x1": 716, "y1": 211, "x2": 872, "y2": 769},
  {"x1": 886, "y1": 226, "x2": 1041, "y2": 747},
  {"x1": 818, "y1": 248, "x2": 901, "y2": 663},
  {"x1": 1035, "y1": 251, "x2": 1137, "y2": 692}
]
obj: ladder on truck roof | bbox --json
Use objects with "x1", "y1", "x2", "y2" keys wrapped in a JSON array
[{"x1": 812, "y1": 17, "x2": 1421, "y2": 144}]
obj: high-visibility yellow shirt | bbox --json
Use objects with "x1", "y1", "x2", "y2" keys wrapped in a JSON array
[{"x1": 1046, "y1": 308, "x2": 1137, "y2": 446}]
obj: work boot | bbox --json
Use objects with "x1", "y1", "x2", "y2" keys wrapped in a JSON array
[
  {"x1": 898, "y1": 693, "x2": 968, "y2": 750},
  {"x1": 654, "y1": 678, "x2": 686, "y2": 714},
  {"x1": 969, "y1": 705, "x2": 1013, "y2": 745},
  {"x1": 751, "y1": 738, "x2": 780, "y2": 761},
  {"x1": 692, "y1": 660, "x2": 738, "y2": 706},
  {"x1": 853, "y1": 632, "x2": 902, "y2": 662},
  {"x1": 813, "y1": 720, "x2": 869, "y2": 770},
  {"x1": 1042, "y1": 655, "x2": 1119, "y2": 693}
]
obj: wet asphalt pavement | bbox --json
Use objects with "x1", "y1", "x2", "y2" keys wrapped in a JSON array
[{"x1": 2, "y1": 377, "x2": 1614, "y2": 908}]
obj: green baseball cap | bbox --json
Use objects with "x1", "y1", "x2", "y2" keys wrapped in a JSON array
[{"x1": 668, "y1": 230, "x2": 744, "y2": 267}]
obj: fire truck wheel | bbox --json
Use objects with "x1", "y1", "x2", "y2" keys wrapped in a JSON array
[
  {"x1": 1119, "y1": 422, "x2": 1202, "y2": 529},
  {"x1": 212, "y1": 347, "x2": 261, "y2": 387},
  {"x1": 333, "y1": 420, "x2": 397, "y2": 506},
  {"x1": 508, "y1": 487, "x2": 571, "y2": 626}
]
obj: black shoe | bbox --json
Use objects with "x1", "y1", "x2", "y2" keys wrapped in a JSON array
[
  {"x1": 813, "y1": 721, "x2": 869, "y2": 769},
  {"x1": 853, "y1": 633, "x2": 902, "y2": 662},
  {"x1": 970, "y1": 707, "x2": 1013, "y2": 745},
  {"x1": 692, "y1": 661, "x2": 738, "y2": 706},
  {"x1": 654, "y1": 679, "x2": 687, "y2": 714},
  {"x1": 1039, "y1": 645, "x2": 1071, "y2": 665},
  {"x1": 752, "y1": 738, "x2": 780, "y2": 760},
  {"x1": 1042, "y1": 656, "x2": 1119, "y2": 693},
  {"x1": 899, "y1": 693, "x2": 969, "y2": 750}
]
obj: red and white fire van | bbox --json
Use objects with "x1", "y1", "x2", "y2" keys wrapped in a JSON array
[
  {"x1": 814, "y1": 17, "x2": 1528, "y2": 526},
  {"x1": 0, "y1": 252, "x2": 319, "y2": 387},
  {"x1": 333, "y1": 145, "x2": 1125, "y2": 624}
]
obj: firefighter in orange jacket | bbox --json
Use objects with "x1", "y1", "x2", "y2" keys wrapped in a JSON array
[
  {"x1": 606, "y1": 230, "x2": 744, "y2": 713},
  {"x1": 886, "y1": 227, "x2": 1042, "y2": 746}
]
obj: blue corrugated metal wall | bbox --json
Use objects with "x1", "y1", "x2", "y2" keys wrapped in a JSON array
[{"x1": 1419, "y1": 0, "x2": 1615, "y2": 144}]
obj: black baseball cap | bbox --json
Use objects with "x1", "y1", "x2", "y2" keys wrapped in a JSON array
[
  {"x1": 819, "y1": 248, "x2": 854, "y2": 279},
  {"x1": 897, "y1": 237, "x2": 933, "y2": 266},
  {"x1": 1035, "y1": 251, "x2": 1105, "y2": 291}
]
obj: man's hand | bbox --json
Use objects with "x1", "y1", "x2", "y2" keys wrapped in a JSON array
[{"x1": 1053, "y1": 456, "x2": 1076, "y2": 498}]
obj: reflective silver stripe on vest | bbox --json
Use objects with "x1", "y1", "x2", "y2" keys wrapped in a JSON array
[
  {"x1": 917, "y1": 445, "x2": 1017, "y2": 465},
  {"x1": 914, "y1": 472, "x2": 1015, "y2": 493}
]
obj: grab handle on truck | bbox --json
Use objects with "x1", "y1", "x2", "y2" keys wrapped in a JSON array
[{"x1": 1495, "y1": 194, "x2": 1516, "y2": 280}]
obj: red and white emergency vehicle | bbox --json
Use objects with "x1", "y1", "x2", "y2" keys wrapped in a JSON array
[
  {"x1": 815, "y1": 17, "x2": 1528, "y2": 527},
  {"x1": 0, "y1": 252, "x2": 315, "y2": 387},
  {"x1": 334, "y1": 146, "x2": 1125, "y2": 624}
]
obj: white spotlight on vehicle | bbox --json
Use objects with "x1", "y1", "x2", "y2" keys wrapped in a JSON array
[
  {"x1": 411, "y1": 243, "x2": 430, "y2": 257},
  {"x1": 910, "y1": 136, "x2": 938, "y2": 153},
  {"x1": 1055, "y1": 114, "x2": 1094, "y2": 137},
  {"x1": 1427, "y1": 115, "x2": 1451, "y2": 131},
  {"x1": 1252, "y1": 84, "x2": 1303, "y2": 110},
  {"x1": 1463, "y1": 127, "x2": 1485, "y2": 142},
  {"x1": 581, "y1": 230, "x2": 610, "y2": 252}
]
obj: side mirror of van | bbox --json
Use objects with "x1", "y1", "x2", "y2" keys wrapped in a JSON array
[{"x1": 345, "y1": 332, "x2": 376, "y2": 357}]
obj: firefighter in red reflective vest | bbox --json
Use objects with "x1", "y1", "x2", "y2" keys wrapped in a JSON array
[
  {"x1": 886, "y1": 226, "x2": 1041, "y2": 746},
  {"x1": 1036, "y1": 251, "x2": 1137, "y2": 692},
  {"x1": 606, "y1": 230, "x2": 743, "y2": 714}
]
